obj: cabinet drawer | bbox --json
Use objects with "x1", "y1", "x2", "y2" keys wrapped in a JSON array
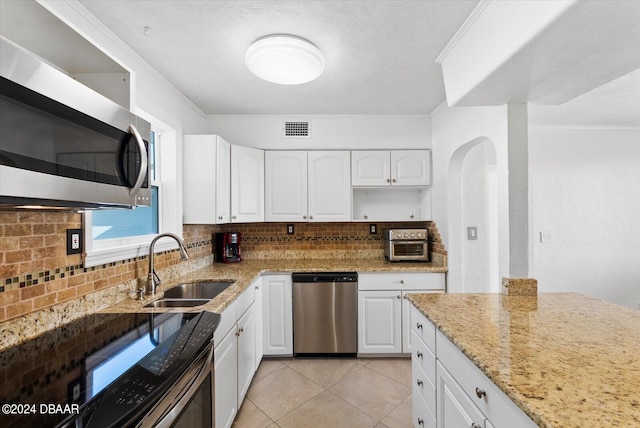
[
  {"x1": 358, "y1": 272, "x2": 445, "y2": 291},
  {"x1": 236, "y1": 283, "x2": 255, "y2": 318},
  {"x1": 410, "y1": 304, "x2": 436, "y2": 353},
  {"x1": 412, "y1": 381, "x2": 436, "y2": 428},
  {"x1": 412, "y1": 357, "x2": 436, "y2": 417},
  {"x1": 411, "y1": 329, "x2": 436, "y2": 385},
  {"x1": 436, "y1": 331, "x2": 536, "y2": 428},
  {"x1": 214, "y1": 298, "x2": 237, "y2": 344}
]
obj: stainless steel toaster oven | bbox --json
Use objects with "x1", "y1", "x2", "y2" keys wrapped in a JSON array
[{"x1": 383, "y1": 228, "x2": 429, "y2": 261}]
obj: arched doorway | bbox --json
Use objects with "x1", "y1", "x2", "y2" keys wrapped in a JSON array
[{"x1": 447, "y1": 137, "x2": 499, "y2": 293}]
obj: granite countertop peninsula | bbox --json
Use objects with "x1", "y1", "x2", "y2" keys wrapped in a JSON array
[
  {"x1": 406, "y1": 292, "x2": 640, "y2": 427},
  {"x1": 104, "y1": 258, "x2": 447, "y2": 315}
]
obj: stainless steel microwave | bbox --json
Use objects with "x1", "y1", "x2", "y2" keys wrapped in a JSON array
[{"x1": 0, "y1": 36, "x2": 150, "y2": 210}]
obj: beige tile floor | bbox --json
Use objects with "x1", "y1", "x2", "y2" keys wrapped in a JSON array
[{"x1": 232, "y1": 357, "x2": 413, "y2": 428}]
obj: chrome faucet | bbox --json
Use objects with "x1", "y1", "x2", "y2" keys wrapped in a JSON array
[{"x1": 147, "y1": 233, "x2": 190, "y2": 295}]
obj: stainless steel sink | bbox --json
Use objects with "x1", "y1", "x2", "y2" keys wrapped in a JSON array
[
  {"x1": 145, "y1": 298, "x2": 210, "y2": 308},
  {"x1": 143, "y1": 281, "x2": 234, "y2": 309},
  {"x1": 163, "y1": 281, "x2": 234, "y2": 300}
]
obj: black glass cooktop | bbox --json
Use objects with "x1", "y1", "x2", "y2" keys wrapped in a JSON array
[{"x1": 0, "y1": 311, "x2": 220, "y2": 428}]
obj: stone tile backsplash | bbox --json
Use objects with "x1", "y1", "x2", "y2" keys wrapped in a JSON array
[{"x1": 1, "y1": 212, "x2": 446, "y2": 323}]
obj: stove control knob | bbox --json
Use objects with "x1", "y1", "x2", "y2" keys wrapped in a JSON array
[
  {"x1": 410, "y1": 233, "x2": 415, "y2": 238},
  {"x1": 403, "y1": 233, "x2": 409, "y2": 238}
]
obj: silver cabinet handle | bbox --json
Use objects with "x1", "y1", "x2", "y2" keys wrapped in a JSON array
[
  {"x1": 416, "y1": 351, "x2": 423, "y2": 359},
  {"x1": 218, "y1": 216, "x2": 223, "y2": 220},
  {"x1": 471, "y1": 424, "x2": 482, "y2": 428},
  {"x1": 416, "y1": 379, "x2": 423, "y2": 387},
  {"x1": 396, "y1": 295, "x2": 401, "y2": 299},
  {"x1": 309, "y1": 215, "x2": 313, "y2": 220},
  {"x1": 417, "y1": 418, "x2": 424, "y2": 426},
  {"x1": 400, "y1": 279, "x2": 405, "y2": 284},
  {"x1": 475, "y1": 387, "x2": 486, "y2": 399},
  {"x1": 303, "y1": 215, "x2": 307, "y2": 219},
  {"x1": 386, "y1": 178, "x2": 390, "y2": 183},
  {"x1": 232, "y1": 215, "x2": 237, "y2": 219},
  {"x1": 392, "y1": 178, "x2": 397, "y2": 183},
  {"x1": 128, "y1": 124, "x2": 148, "y2": 199},
  {"x1": 255, "y1": 285, "x2": 259, "y2": 290},
  {"x1": 416, "y1": 322, "x2": 423, "y2": 330},
  {"x1": 363, "y1": 214, "x2": 368, "y2": 219}
]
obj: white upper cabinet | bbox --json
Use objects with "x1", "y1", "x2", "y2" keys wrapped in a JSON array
[
  {"x1": 265, "y1": 151, "x2": 308, "y2": 222},
  {"x1": 351, "y1": 151, "x2": 390, "y2": 186},
  {"x1": 352, "y1": 150, "x2": 431, "y2": 186},
  {"x1": 307, "y1": 151, "x2": 351, "y2": 222},
  {"x1": 231, "y1": 145, "x2": 264, "y2": 222},
  {"x1": 391, "y1": 150, "x2": 431, "y2": 186},
  {"x1": 216, "y1": 138, "x2": 231, "y2": 223},
  {"x1": 183, "y1": 135, "x2": 230, "y2": 224}
]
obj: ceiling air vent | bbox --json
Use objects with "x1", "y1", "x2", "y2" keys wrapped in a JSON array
[{"x1": 284, "y1": 121, "x2": 311, "y2": 138}]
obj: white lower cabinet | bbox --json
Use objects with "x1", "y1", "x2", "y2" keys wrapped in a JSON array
[
  {"x1": 236, "y1": 301, "x2": 257, "y2": 405},
  {"x1": 358, "y1": 290, "x2": 403, "y2": 353},
  {"x1": 214, "y1": 283, "x2": 258, "y2": 428},
  {"x1": 358, "y1": 272, "x2": 445, "y2": 354},
  {"x1": 214, "y1": 320, "x2": 238, "y2": 428},
  {"x1": 411, "y1": 303, "x2": 536, "y2": 428},
  {"x1": 436, "y1": 361, "x2": 486, "y2": 428},
  {"x1": 262, "y1": 274, "x2": 293, "y2": 356},
  {"x1": 253, "y1": 278, "x2": 264, "y2": 367}
]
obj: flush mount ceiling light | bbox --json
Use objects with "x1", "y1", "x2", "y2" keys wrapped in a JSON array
[{"x1": 245, "y1": 34, "x2": 325, "y2": 85}]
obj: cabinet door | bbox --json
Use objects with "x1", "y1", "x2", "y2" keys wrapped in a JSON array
[
  {"x1": 253, "y1": 278, "x2": 264, "y2": 367},
  {"x1": 265, "y1": 151, "x2": 308, "y2": 221},
  {"x1": 237, "y1": 302, "x2": 257, "y2": 405},
  {"x1": 231, "y1": 145, "x2": 264, "y2": 222},
  {"x1": 308, "y1": 151, "x2": 351, "y2": 222},
  {"x1": 214, "y1": 328, "x2": 238, "y2": 428},
  {"x1": 215, "y1": 137, "x2": 231, "y2": 223},
  {"x1": 391, "y1": 150, "x2": 431, "y2": 186},
  {"x1": 183, "y1": 135, "x2": 216, "y2": 224},
  {"x1": 358, "y1": 290, "x2": 402, "y2": 354},
  {"x1": 351, "y1": 150, "x2": 390, "y2": 186},
  {"x1": 262, "y1": 275, "x2": 293, "y2": 355},
  {"x1": 436, "y1": 361, "x2": 486, "y2": 428}
]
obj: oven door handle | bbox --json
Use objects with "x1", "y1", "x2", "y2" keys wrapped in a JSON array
[{"x1": 141, "y1": 343, "x2": 214, "y2": 428}]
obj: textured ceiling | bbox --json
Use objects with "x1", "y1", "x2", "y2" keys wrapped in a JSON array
[{"x1": 78, "y1": 0, "x2": 479, "y2": 115}]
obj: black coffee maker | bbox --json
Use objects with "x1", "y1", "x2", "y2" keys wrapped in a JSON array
[{"x1": 214, "y1": 232, "x2": 242, "y2": 263}]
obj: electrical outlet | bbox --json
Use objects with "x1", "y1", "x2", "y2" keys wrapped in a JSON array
[
  {"x1": 66, "y1": 229, "x2": 82, "y2": 255},
  {"x1": 369, "y1": 224, "x2": 377, "y2": 234},
  {"x1": 287, "y1": 224, "x2": 295, "y2": 235}
]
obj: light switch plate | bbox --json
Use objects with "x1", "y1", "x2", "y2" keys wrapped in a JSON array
[
  {"x1": 540, "y1": 231, "x2": 552, "y2": 243},
  {"x1": 369, "y1": 224, "x2": 377, "y2": 234},
  {"x1": 287, "y1": 224, "x2": 295, "y2": 235},
  {"x1": 467, "y1": 226, "x2": 477, "y2": 240}
]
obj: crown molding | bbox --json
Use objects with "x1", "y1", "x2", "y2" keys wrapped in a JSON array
[
  {"x1": 436, "y1": 0, "x2": 491, "y2": 64},
  {"x1": 429, "y1": 100, "x2": 449, "y2": 118}
]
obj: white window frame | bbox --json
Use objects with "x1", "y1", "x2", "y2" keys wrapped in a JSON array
[{"x1": 83, "y1": 114, "x2": 183, "y2": 267}]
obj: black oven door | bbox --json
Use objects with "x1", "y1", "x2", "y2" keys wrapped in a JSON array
[{"x1": 142, "y1": 346, "x2": 214, "y2": 428}]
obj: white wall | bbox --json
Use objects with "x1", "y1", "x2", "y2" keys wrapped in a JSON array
[
  {"x1": 206, "y1": 114, "x2": 431, "y2": 150},
  {"x1": 529, "y1": 127, "x2": 640, "y2": 308},
  {"x1": 432, "y1": 106, "x2": 510, "y2": 291},
  {"x1": 461, "y1": 144, "x2": 489, "y2": 292}
]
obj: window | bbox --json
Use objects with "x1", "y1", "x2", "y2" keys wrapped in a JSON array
[{"x1": 84, "y1": 118, "x2": 182, "y2": 267}]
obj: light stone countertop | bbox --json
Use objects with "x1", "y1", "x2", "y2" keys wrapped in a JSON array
[
  {"x1": 406, "y1": 293, "x2": 640, "y2": 428},
  {"x1": 103, "y1": 259, "x2": 447, "y2": 315}
]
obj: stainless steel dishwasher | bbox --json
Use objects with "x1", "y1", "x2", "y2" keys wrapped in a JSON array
[{"x1": 292, "y1": 272, "x2": 358, "y2": 356}]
